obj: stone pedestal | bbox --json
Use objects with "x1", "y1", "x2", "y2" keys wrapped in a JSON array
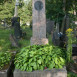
[
  {"x1": 14, "y1": 68, "x2": 67, "y2": 77},
  {"x1": 30, "y1": 0, "x2": 48, "y2": 45},
  {"x1": 31, "y1": 37, "x2": 48, "y2": 45}
]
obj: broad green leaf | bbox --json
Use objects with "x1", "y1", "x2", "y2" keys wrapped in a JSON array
[
  {"x1": 28, "y1": 67, "x2": 32, "y2": 72},
  {"x1": 49, "y1": 64, "x2": 54, "y2": 69},
  {"x1": 54, "y1": 57, "x2": 58, "y2": 64},
  {"x1": 31, "y1": 62, "x2": 36, "y2": 66},
  {"x1": 38, "y1": 59, "x2": 42, "y2": 64},
  {"x1": 40, "y1": 66, "x2": 43, "y2": 70},
  {"x1": 59, "y1": 57, "x2": 65, "y2": 63}
]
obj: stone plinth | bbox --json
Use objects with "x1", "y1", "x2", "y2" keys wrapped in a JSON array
[
  {"x1": 0, "y1": 71, "x2": 7, "y2": 77},
  {"x1": 14, "y1": 68, "x2": 67, "y2": 77},
  {"x1": 31, "y1": 37, "x2": 48, "y2": 45},
  {"x1": 30, "y1": 0, "x2": 48, "y2": 45},
  {"x1": 0, "y1": 63, "x2": 13, "y2": 77}
]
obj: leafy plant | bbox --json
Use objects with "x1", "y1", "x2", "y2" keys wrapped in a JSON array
[
  {"x1": 0, "y1": 51, "x2": 11, "y2": 70},
  {"x1": 14, "y1": 45, "x2": 66, "y2": 72},
  {"x1": 67, "y1": 72, "x2": 77, "y2": 77},
  {"x1": 66, "y1": 28, "x2": 73, "y2": 63}
]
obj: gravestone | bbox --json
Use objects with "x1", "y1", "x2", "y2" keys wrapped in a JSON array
[
  {"x1": 9, "y1": 34, "x2": 19, "y2": 47},
  {"x1": 30, "y1": 0, "x2": 48, "y2": 45},
  {"x1": 61, "y1": 15, "x2": 66, "y2": 34},
  {"x1": 52, "y1": 23, "x2": 60, "y2": 46},
  {"x1": 46, "y1": 19, "x2": 54, "y2": 34},
  {"x1": 61, "y1": 15, "x2": 69, "y2": 34},
  {"x1": 11, "y1": 17, "x2": 22, "y2": 39}
]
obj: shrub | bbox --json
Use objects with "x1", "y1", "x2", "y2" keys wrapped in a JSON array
[
  {"x1": 0, "y1": 51, "x2": 11, "y2": 70},
  {"x1": 14, "y1": 45, "x2": 66, "y2": 72},
  {"x1": 67, "y1": 72, "x2": 77, "y2": 77}
]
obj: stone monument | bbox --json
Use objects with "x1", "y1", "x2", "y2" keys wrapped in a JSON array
[
  {"x1": 30, "y1": 0, "x2": 48, "y2": 45},
  {"x1": 46, "y1": 19, "x2": 54, "y2": 34}
]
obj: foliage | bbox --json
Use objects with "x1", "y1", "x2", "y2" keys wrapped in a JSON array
[
  {"x1": 14, "y1": 45, "x2": 66, "y2": 72},
  {"x1": 0, "y1": 26, "x2": 32, "y2": 52},
  {"x1": 0, "y1": 0, "x2": 15, "y2": 25},
  {"x1": 67, "y1": 72, "x2": 77, "y2": 77},
  {"x1": 66, "y1": 28, "x2": 73, "y2": 63},
  {"x1": 0, "y1": 29, "x2": 12, "y2": 52},
  {"x1": 0, "y1": 0, "x2": 32, "y2": 25},
  {"x1": 0, "y1": 51, "x2": 11, "y2": 70},
  {"x1": 19, "y1": 27, "x2": 32, "y2": 47},
  {"x1": 46, "y1": 0, "x2": 65, "y2": 23},
  {"x1": 18, "y1": 0, "x2": 32, "y2": 24}
]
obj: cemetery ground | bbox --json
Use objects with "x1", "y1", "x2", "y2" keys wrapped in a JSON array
[{"x1": 0, "y1": 26, "x2": 77, "y2": 77}]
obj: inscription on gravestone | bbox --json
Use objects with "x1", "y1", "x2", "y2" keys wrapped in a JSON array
[{"x1": 34, "y1": 1, "x2": 43, "y2": 11}]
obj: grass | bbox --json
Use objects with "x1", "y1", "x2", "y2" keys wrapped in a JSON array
[
  {"x1": 19, "y1": 27, "x2": 32, "y2": 47},
  {"x1": 0, "y1": 26, "x2": 32, "y2": 52},
  {"x1": 0, "y1": 29, "x2": 12, "y2": 52}
]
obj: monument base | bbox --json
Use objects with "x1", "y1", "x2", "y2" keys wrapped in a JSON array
[
  {"x1": 30, "y1": 37, "x2": 48, "y2": 45},
  {"x1": 14, "y1": 67, "x2": 67, "y2": 77}
]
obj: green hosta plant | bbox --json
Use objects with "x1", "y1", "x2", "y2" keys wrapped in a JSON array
[
  {"x1": 0, "y1": 51, "x2": 11, "y2": 70},
  {"x1": 14, "y1": 45, "x2": 66, "y2": 72}
]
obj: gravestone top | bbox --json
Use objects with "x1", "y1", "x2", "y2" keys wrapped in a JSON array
[{"x1": 34, "y1": 1, "x2": 43, "y2": 11}]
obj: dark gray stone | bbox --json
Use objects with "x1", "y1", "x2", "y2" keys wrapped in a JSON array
[
  {"x1": 11, "y1": 17, "x2": 22, "y2": 39},
  {"x1": 34, "y1": 1, "x2": 43, "y2": 11},
  {"x1": 52, "y1": 23, "x2": 60, "y2": 46},
  {"x1": 14, "y1": 67, "x2": 67, "y2": 77},
  {"x1": 14, "y1": 22, "x2": 22, "y2": 39},
  {"x1": 9, "y1": 34, "x2": 19, "y2": 47},
  {"x1": 46, "y1": 19, "x2": 54, "y2": 34},
  {"x1": 72, "y1": 44, "x2": 77, "y2": 55},
  {"x1": 61, "y1": 15, "x2": 69, "y2": 34}
]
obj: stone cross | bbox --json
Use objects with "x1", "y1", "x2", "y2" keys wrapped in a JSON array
[{"x1": 30, "y1": 0, "x2": 48, "y2": 45}]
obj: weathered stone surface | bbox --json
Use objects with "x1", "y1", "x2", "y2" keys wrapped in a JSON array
[
  {"x1": 0, "y1": 71, "x2": 7, "y2": 77},
  {"x1": 9, "y1": 34, "x2": 19, "y2": 47},
  {"x1": 46, "y1": 19, "x2": 54, "y2": 34},
  {"x1": 30, "y1": 37, "x2": 48, "y2": 45},
  {"x1": 30, "y1": 0, "x2": 48, "y2": 45},
  {"x1": 11, "y1": 17, "x2": 22, "y2": 39},
  {"x1": 14, "y1": 68, "x2": 67, "y2": 77}
]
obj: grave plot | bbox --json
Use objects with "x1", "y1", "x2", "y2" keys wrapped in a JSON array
[
  {"x1": 0, "y1": 0, "x2": 77, "y2": 77},
  {"x1": 13, "y1": 0, "x2": 67, "y2": 77}
]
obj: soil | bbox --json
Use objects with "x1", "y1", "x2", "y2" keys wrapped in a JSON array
[{"x1": 0, "y1": 64, "x2": 9, "y2": 72}]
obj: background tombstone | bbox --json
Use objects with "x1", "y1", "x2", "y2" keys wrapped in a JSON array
[
  {"x1": 52, "y1": 23, "x2": 60, "y2": 46},
  {"x1": 46, "y1": 19, "x2": 54, "y2": 34},
  {"x1": 30, "y1": 0, "x2": 48, "y2": 45},
  {"x1": 11, "y1": 17, "x2": 22, "y2": 39}
]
